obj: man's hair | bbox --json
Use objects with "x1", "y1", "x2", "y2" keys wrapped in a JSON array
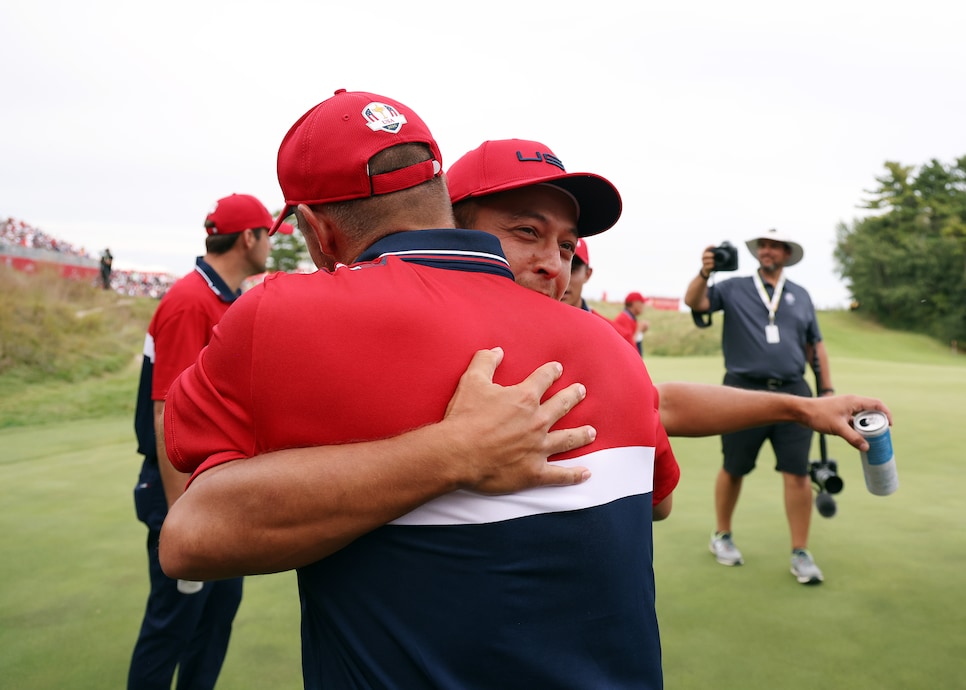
[
  {"x1": 451, "y1": 198, "x2": 479, "y2": 230},
  {"x1": 205, "y1": 227, "x2": 264, "y2": 255},
  {"x1": 314, "y1": 143, "x2": 453, "y2": 243}
]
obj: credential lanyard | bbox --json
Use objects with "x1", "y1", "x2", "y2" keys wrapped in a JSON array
[{"x1": 753, "y1": 270, "x2": 785, "y2": 326}]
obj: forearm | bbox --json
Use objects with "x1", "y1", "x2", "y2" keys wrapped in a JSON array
[
  {"x1": 159, "y1": 349, "x2": 594, "y2": 580},
  {"x1": 683, "y1": 273, "x2": 710, "y2": 311},
  {"x1": 816, "y1": 343, "x2": 833, "y2": 393},
  {"x1": 160, "y1": 424, "x2": 470, "y2": 580},
  {"x1": 656, "y1": 381, "x2": 892, "y2": 450},
  {"x1": 657, "y1": 382, "x2": 805, "y2": 436},
  {"x1": 154, "y1": 401, "x2": 190, "y2": 508}
]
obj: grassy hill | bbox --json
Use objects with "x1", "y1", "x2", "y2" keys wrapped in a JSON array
[
  {"x1": 592, "y1": 298, "x2": 960, "y2": 364},
  {"x1": 1, "y1": 266, "x2": 962, "y2": 430},
  {"x1": 0, "y1": 266, "x2": 156, "y2": 428}
]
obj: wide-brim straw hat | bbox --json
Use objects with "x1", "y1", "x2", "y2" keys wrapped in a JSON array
[{"x1": 745, "y1": 228, "x2": 804, "y2": 267}]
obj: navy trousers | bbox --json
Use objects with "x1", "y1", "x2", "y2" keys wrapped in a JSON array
[{"x1": 128, "y1": 460, "x2": 243, "y2": 690}]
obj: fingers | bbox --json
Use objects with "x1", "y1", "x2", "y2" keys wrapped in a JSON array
[
  {"x1": 861, "y1": 399, "x2": 893, "y2": 425},
  {"x1": 545, "y1": 425, "x2": 597, "y2": 456},
  {"x1": 838, "y1": 426, "x2": 870, "y2": 451},
  {"x1": 518, "y1": 359, "x2": 565, "y2": 400},
  {"x1": 537, "y1": 463, "x2": 592, "y2": 487},
  {"x1": 540, "y1": 381, "x2": 587, "y2": 426},
  {"x1": 817, "y1": 395, "x2": 891, "y2": 451},
  {"x1": 462, "y1": 347, "x2": 504, "y2": 384},
  {"x1": 444, "y1": 348, "x2": 505, "y2": 416}
]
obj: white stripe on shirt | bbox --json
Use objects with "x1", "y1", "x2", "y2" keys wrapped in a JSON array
[{"x1": 390, "y1": 446, "x2": 655, "y2": 526}]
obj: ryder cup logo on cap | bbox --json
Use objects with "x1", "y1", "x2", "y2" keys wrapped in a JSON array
[
  {"x1": 446, "y1": 139, "x2": 623, "y2": 237},
  {"x1": 363, "y1": 102, "x2": 407, "y2": 132},
  {"x1": 269, "y1": 89, "x2": 443, "y2": 235}
]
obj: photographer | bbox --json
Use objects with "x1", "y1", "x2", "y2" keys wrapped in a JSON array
[{"x1": 684, "y1": 229, "x2": 834, "y2": 585}]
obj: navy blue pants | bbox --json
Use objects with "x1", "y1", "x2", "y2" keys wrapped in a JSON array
[{"x1": 129, "y1": 459, "x2": 243, "y2": 690}]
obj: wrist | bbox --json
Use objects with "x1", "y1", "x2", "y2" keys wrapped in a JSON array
[
  {"x1": 820, "y1": 387, "x2": 835, "y2": 395},
  {"x1": 699, "y1": 269, "x2": 710, "y2": 280}
]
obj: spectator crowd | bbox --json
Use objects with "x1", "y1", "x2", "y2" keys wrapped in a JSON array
[
  {"x1": 2, "y1": 215, "x2": 176, "y2": 299},
  {"x1": 2, "y1": 216, "x2": 91, "y2": 258}
]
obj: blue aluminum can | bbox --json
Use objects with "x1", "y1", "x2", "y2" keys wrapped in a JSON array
[{"x1": 854, "y1": 410, "x2": 898, "y2": 496}]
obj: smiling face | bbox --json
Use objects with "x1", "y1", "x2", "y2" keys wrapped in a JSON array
[
  {"x1": 458, "y1": 185, "x2": 580, "y2": 301},
  {"x1": 756, "y1": 238, "x2": 791, "y2": 274}
]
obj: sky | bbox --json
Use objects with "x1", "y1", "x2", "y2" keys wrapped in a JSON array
[{"x1": 3, "y1": 0, "x2": 965, "y2": 309}]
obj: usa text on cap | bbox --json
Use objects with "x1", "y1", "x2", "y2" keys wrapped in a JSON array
[{"x1": 446, "y1": 138, "x2": 622, "y2": 237}]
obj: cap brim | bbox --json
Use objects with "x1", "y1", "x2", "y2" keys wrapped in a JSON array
[
  {"x1": 548, "y1": 174, "x2": 622, "y2": 237},
  {"x1": 454, "y1": 171, "x2": 622, "y2": 237},
  {"x1": 745, "y1": 238, "x2": 804, "y2": 266},
  {"x1": 269, "y1": 206, "x2": 294, "y2": 236}
]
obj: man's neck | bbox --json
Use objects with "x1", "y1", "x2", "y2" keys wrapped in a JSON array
[{"x1": 203, "y1": 253, "x2": 246, "y2": 293}]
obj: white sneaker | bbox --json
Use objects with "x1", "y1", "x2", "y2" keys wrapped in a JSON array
[
  {"x1": 709, "y1": 531, "x2": 744, "y2": 566},
  {"x1": 790, "y1": 549, "x2": 824, "y2": 585}
]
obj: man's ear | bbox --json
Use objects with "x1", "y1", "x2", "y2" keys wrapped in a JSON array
[
  {"x1": 297, "y1": 205, "x2": 339, "y2": 256},
  {"x1": 242, "y1": 228, "x2": 259, "y2": 250},
  {"x1": 585, "y1": 266, "x2": 593, "y2": 281}
]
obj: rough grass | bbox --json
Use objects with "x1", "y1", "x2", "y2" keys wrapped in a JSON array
[{"x1": 0, "y1": 266, "x2": 155, "y2": 428}]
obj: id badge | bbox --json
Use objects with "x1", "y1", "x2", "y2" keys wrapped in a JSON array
[{"x1": 765, "y1": 324, "x2": 780, "y2": 344}]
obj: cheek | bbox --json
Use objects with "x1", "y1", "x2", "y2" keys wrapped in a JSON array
[{"x1": 553, "y1": 273, "x2": 569, "y2": 298}]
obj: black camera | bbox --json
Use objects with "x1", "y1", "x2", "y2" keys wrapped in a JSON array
[
  {"x1": 809, "y1": 459, "x2": 843, "y2": 494},
  {"x1": 810, "y1": 459, "x2": 842, "y2": 518},
  {"x1": 712, "y1": 241, "x2": 739, "y2": 272}
]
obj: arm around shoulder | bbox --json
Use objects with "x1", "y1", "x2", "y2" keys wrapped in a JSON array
[{"x1": 159, "y1": 348, "x2": 597, "y2": 580}]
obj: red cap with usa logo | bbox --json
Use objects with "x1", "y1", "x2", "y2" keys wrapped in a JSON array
[{"x1": 446, "y1": 139, "x2": 622, "y2": 237}]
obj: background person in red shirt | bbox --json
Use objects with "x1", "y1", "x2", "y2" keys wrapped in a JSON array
[
  {"x1": 129, "y1": 193, "x2": 274, "y2": 690},
  {"x1": 612, "y1": 291, "x2": 650, "y2": 354}
]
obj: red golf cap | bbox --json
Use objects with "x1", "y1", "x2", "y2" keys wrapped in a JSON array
[
  {"x1": 446, "y1": 139, "x2": 622, "y2": 237},
  {"x1": 204, "y1": 194, "x2": 274, "y2": 235},
  {"x1": 275, "y1": 222, "x2": 295, "y2": 235},
  {"x1": 270, "y1": 89, "x2": 443, "y2": 235},
  {"x1": 574, "y1": 238, "x2": 590, "y2": 266},
  {"x1": 626, "y1": 291, "x2": 645, "y2": 304}
]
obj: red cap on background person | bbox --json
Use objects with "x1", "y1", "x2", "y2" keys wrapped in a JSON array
[
  {"x1": 204, "y1": 194, "x2": 274, "y2": 235},
  {"x1": 625, "y1": 291, "x2": 645, "y2": 306},
  {"x1": 446, "y1": 139, "x2": 622, "y2": 237},
  {"x1": 275, "y1": 222, "x2": 296, "y2": 235},
  {"x1": 270, "y1": 89, "x2": 443, "y2": 235},
  {"x1": 574, "y1": 238, "x2": 591, "y2": 267}
]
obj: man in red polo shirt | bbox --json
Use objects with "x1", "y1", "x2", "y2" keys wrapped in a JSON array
[
  {"x1": 129, "y1": 193, "x2": 274, "y2": 690},
  {"x1": 161, "y1": 91, "x2": 675, "y2": 689},
  {"x1": 612, "y1": 291, "x2": 650, "y2": 354}
]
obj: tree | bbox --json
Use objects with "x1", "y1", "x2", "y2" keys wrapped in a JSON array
[
  {"x1": 835, "y1": 156, "x2": 966, "y2": 345},
  {"x1": 268, "y1": 223, "x2": 310, "y2": 273}
]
